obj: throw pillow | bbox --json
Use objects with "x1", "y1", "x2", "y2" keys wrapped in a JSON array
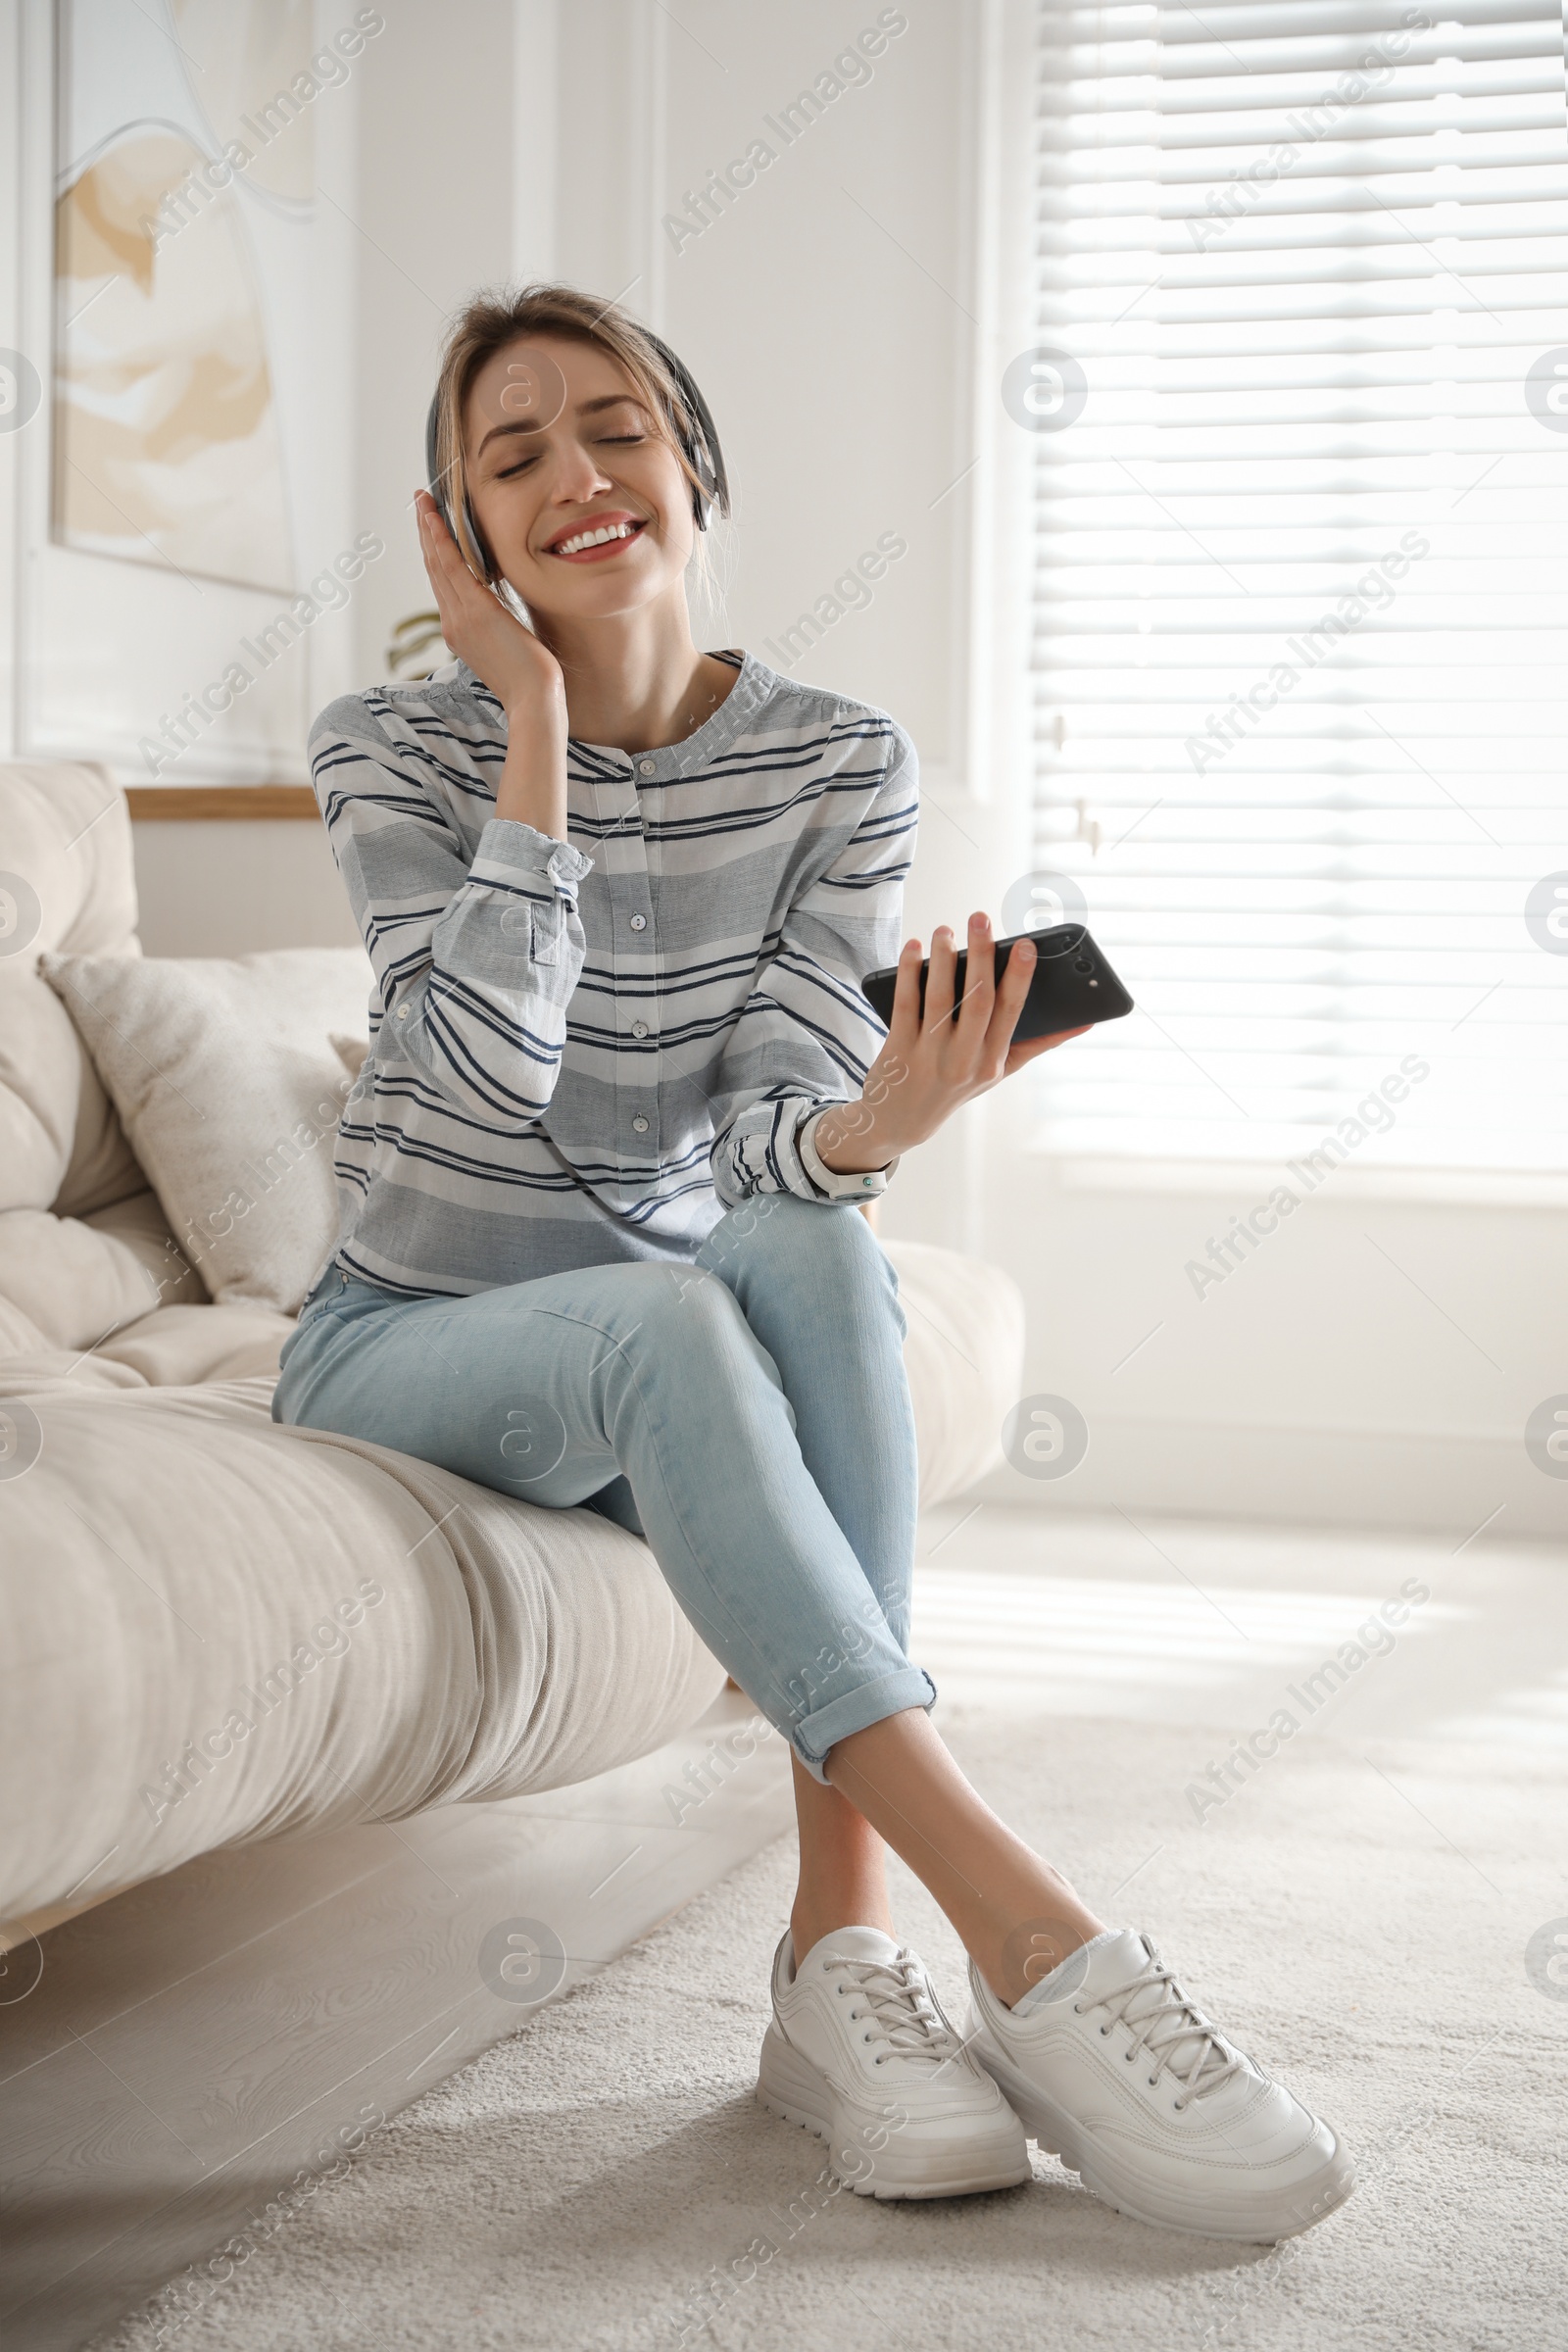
[
  {"x1": 41, "y1": 948, "x2": 372, "y2": 1313},
  {"x1": 331, "y1": 1032, "x2": 369, "y2": 1080}
]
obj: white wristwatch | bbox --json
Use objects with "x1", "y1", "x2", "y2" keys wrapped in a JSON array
[{"x1": 799, "y1": 1111, "x2": 899, "y2": 1201}]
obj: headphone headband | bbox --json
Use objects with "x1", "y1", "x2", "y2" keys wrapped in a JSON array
[{"x1": 424, "y1": 322, "x2": 727, "y2": 574}]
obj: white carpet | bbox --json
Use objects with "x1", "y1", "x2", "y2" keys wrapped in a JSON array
[{"x1": 91, "y1": 1693, "x2": 1565, "y2": 2352}]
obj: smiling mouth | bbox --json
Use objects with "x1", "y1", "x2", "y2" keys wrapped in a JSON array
[{"x1": 546, "y1": 518, "x2": 648, "y2": 562}]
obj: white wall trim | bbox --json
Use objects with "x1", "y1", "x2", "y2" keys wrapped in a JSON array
[
  {"x1": 905, "y1": 0, "x2": 1020, "y2": 809},
  {"x1": 513, "y1": 0, "x2": 559, "y2": 284},
  {"x1": 971, "y1": 1418, "x2": 1568, "y2": 1542},
  {"x1": 931, "y1": 0, "x2": 984, "y2": 808},
  {"x1": 628, "y1": 1, "x2": 668, "y2": 334},
  {"x1": 1035, "y1": 1152, "x2": 1568, "y2": 1210},
  {"x1": 0, "y1": 0, "x2": 20, "y2": 761},
  {"x1": 14, "y1": 0, "x2": 51, "y2": 768}
]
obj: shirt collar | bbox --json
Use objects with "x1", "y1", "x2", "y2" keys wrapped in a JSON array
[{"x1": 457, "y1": 650, "x2": 776, "y2": 780}]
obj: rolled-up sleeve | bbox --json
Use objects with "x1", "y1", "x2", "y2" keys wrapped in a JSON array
[
  {"x1": 708, "y1": 718, "x2": 916, "y2": 1206},
  {"x1": 310, "y1": 695, "x2": 592, "y2": 1130}
]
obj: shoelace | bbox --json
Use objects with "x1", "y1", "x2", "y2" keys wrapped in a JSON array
[
  {"x1": 824, "y1": 1952, "x2": 958, "y2": 2069},
  {"x1": 1078, "y1": 1945, "x2": 1246, "y2": 2111}
]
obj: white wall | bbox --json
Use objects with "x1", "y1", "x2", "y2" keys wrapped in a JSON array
[
  {"x1": 132, "y1": 819, "x2": 360, "y2": 956},
  {"x1": 7, "y1": 0, "x2": 1564, "y2": 1540},
  {"x1": 347, "y1": 0, "x2": 520, "y2": 688}
]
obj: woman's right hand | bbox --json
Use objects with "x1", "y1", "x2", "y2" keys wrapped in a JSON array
[
  {"x1": 415, "y1": 489, "x2": 569, "y2": 839},
  {"x1": 415, "y1": 489, "x2": 563, "y2": 719}
]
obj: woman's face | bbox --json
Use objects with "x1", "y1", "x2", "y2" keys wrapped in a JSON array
[{"x1": 461, "y1": 332, "x2": 698, "y2": 622}]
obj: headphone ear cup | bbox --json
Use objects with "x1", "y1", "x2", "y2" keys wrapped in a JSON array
[
  {"x1": 463, "y1": 496, "x2": 498, "y2": 580},
  {"x1": 639, "y1": 329, "x2": 727, "y2": 533},
  {"x1": 423, "y1": 389, "x2": 455, "y2": 539},
  {"x1": 684, "y1": 403, "x2": 724, "y2": 533},
  {"x1": 425, "y1": 390, "x2": 496, "y2": 575},
  {"x1": 690, "y1": 445, "x2": 716, "y2": 531}
]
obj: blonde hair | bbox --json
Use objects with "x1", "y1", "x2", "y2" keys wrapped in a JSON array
[{"x1": 429, "y1": 283, "x2": 723, "y2": 586}]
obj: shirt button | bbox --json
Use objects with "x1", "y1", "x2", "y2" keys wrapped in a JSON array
[
  {"x1": 629, "y1": 913, "x2": 647, "y2": 931},
  {"x1": 396, "y1": 1005, "x2": 410, "y2": 1020},
  {"x1": 632, "y1": 1115, "x2": 650, "y2": 1134},
  {"x1": 631, "y1": 1020, "x2": 650, "y2": 1039},
  {"x1": 638, "y1": 758, "x2": 656, "y2": 776}
]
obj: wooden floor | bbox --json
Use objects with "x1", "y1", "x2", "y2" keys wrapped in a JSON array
[{"x1": 0, "y1": 1691, "x2": 793, "y2": 2352}]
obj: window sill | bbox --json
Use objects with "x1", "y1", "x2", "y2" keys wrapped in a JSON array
[{"x1": 1028, "y1": 1148, "x2": 1568, "y2": 1210}]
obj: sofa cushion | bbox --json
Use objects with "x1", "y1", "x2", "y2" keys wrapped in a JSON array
[
  {"x1": 0, "y1": 1379, "x2": 727, "y2": 1927},
  {"x1": 0, "y1": 1234, "x2": 1022, "y2": 1929},
  {"x1": 42, "y1": 947, "x2": 372, "y2": 1314},
  {"x1": 0, "y1": 1233, "x2": 1021, "y2": 1499},
  {"x1": 93, "y1": 1300, "x2": 296, "y2": 1386},
  {"x1": 891, "y1": 1241, "x2": 1026, "y2": 1504},
  {"x1": 0, "y1": 1300, "x2": 295, "y2": 1396},
  {"x1": 0, "y1": 1188, "x2": 205, "y2": 1356},
  {"x1": 0, "y1": 1348, "x2": 147, "y2": 1397},
  {"x1": 0, "y1": 1294, "x2": 49, "y2": 1359},
  {"x1": 0, "y1": 763, "x2": 144, "y2": 1219}
]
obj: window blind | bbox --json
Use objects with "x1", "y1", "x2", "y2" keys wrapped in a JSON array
[{"x1": 1026, "y1": 0, "x2": 1568, "y2": 1173}]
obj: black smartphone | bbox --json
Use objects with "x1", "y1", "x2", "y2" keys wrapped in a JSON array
[{"x1": 859, "y1": 922, "x2": 1134, "y2": 1042}]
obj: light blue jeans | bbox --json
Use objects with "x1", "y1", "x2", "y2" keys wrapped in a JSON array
[{"x1": 271, "y1": 1197, "x2": 934, "y2": 1781}]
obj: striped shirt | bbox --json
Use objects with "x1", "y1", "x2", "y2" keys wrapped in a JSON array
[{"x1": 308, "y1": 650, "x2": 917, "y2": 1298}]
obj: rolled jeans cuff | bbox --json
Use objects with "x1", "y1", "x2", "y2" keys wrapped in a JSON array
[{"x1": 791, "y1": 1664, "x2": 937, "y2": 1785}]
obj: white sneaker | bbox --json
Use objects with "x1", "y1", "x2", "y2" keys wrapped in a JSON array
[
  {"x1": 758, "y1": 1926, "x2": 1030, "y2": 2200},
  {"x1": 965, "y1": 1928, "x2": 1354, "y2": 2243}
]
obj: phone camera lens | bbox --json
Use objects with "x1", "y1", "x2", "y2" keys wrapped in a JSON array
[{"x1": 1073, "y1": 956, "x2": 1092, "y2": 973}]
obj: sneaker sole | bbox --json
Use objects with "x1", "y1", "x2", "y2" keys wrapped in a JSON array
[
  {"x1": 974, "y1": 2036, "x2": 1356, "y2": 2245},
  {"x1": 757, "y1": 2028, "x2": 1032, "y2": 2202}
]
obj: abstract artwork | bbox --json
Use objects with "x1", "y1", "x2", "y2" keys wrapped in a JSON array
[{"x1": 51, "y1": 0, "x2": 366, "y2": 593}]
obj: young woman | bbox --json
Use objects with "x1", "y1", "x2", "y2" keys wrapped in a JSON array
[{"x1": 276, "y1": 284, "x2": 1352, "y2": 2240}]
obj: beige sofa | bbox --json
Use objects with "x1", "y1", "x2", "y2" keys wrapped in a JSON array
[{"x1": 0, "y1": 762, "x2": 1025, "y2": 1947}]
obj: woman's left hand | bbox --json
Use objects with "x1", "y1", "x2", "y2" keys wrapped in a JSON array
[{"x1": 813, "y1": 912, "x2": 1089, "y2": 1175}]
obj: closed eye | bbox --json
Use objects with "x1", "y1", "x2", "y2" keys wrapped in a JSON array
[{"x1": 494, "y1": 432, "x2": 645, "y2": 480}]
